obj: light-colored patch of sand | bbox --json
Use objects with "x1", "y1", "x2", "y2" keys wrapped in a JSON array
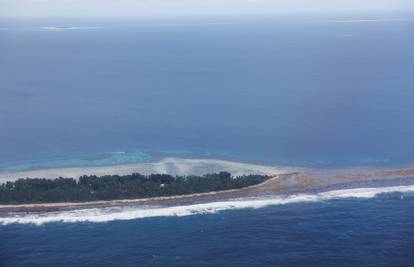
[
  {"x1": 376, "y1": 168, "x2": 414, "y2": 177},
  {"x1": 0, "y1": 158, "x2": 293, "y2": 183}
]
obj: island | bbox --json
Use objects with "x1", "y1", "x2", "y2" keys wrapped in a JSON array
[
  {"x1": 1, "y1": 166, "x2": 414, "y2": 213},
  {"x1": 0, "y1": 172, "x2": 270, "y2": 205}
]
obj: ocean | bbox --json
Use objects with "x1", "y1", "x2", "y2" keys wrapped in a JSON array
[
  {"x1": 1, "y1": 13, "x2": 414, "y2": 170},
  {"x1": 1, "y1": 12, "x2": 414, "y2": 266},
  {"x1": 1, "y1": 191, "x2": 414, "y2": 266}
]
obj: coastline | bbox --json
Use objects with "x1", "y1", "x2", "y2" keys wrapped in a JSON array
[
  {"x1": 0, "y1": 173, "x2": 295, "y2": 212},
  {"x1": 0, "y1": 157, "x2": 293, "y2": 184},
  {"x1": 2, "y1": 166, "x2": 414, "y2": 213}
]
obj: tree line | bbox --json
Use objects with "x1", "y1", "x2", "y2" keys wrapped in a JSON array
[{"x1": 0, "y1": 172, "x2": 270, "y2": 204}]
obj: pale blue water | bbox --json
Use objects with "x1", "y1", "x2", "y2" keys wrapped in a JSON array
[
  {"x1": 1, "y1": 14, "x2": 414, "y2": 171},
  {"x1": 1, "y1": 14, "x2": 414, "y2": 266}
]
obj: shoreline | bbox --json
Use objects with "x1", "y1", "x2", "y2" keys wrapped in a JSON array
[
  {"x1": 0, "y1": 173, "x2": 295, "y2": 212},
  {"x1": 0, "y1": 157, "x2": 293, "y2": 184},
  {"x1": 2, "y1": 166, "x2": 414, "y2": 213}
]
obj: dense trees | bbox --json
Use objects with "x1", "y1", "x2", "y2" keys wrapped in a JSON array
[{"x1": 0, "y1": 172, "x2": 270, "y2": 204}]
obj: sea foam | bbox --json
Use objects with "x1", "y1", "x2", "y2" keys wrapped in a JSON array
[
  {"x1": 326, "y1": 18, "x2": 414, "y2": 23},
  {"x1": 1, "y1": 184, "x2": 413, "y2": 225},
  {"x1": 42, "y1": 26, "x2": 100, "y2": 31}
]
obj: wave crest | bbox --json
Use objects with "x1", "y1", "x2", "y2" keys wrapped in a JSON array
[{"x1": 1, "y1": 184, "x2": 413, "y2": 225}]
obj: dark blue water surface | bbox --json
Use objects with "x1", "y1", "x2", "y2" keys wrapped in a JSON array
[
  {"x1": 1, "y1": 193, "x2": 414, "y2": 267},
  {"x1": 1, "y1": 14, "x2": 414, "y2": 171}
]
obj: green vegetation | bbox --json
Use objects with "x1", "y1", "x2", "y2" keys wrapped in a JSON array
[{"x1": 0, "y1": 172, "x2": 270, "y2": 204}]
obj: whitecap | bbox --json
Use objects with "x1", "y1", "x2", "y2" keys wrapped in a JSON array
[
  {"x1": 42, "y1": 26, "x2": 100, "y2": 31},
  {"x1": 327, "y1": 18, "x2": 414, "y2": 23},
  {"x1": 1, "y1": 184, "x2": 413, "y2": 225}
]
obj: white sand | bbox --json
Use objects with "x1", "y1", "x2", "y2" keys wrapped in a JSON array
[{"x1": 0, "y1": 158, "x2": 294, "y2": 183}]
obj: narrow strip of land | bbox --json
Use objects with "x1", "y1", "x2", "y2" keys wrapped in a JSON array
[
  {"x1": 1, "y1": 167, "x2": 414, "y2": 213},
  {"x1": 0, "y1": 174, "x2": 293, "y2": 212}
]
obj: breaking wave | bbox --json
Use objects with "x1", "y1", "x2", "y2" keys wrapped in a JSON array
[
  {"x1": 326, "y1": 18, "x2": 414, "y2": 23},
  {"x1": 42, "y1": 26, "x2": 100, "y2": 31},
  {"x1": 1, "y1": 184, "x2": 414, "y2": 225}
]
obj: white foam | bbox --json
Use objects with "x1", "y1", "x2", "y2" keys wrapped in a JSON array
[
  {"x1": 327, "y1": 18, "x2": 414, "y2": 23},
  {"x1": 42, "y1": 26, "x2": 100, "y2": 31},
  {"x1": 0, "y1": 157, "x2": 292, "y2": 183},
  {"x1": 1, "y1": 184, "x2": 413, "y2": 225}
]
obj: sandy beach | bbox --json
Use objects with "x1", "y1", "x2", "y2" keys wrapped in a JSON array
[
  {"x1": 0, "y1": 173, "x2": 295, "y2": 212},
  {"x1": 2, "y1": 166, "x2": 414, "y2": 213},
  {"x1": 0, "y1": 158, "x2": 293, "y2": 184}
]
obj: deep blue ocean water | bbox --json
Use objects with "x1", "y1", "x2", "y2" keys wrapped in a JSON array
[
  {"x1": 1, "y1": 14, "x2": 414, "y2": 171},
  {"x1": 1, "y1": 192, "x2": 414, "y2": 267}
]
